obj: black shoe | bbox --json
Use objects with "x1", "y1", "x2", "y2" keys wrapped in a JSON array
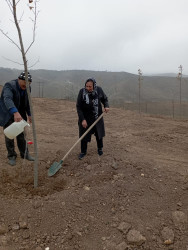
[
  {"x1": 8, "y1": 156, "x2": 16, "y2": 166},
  {"x1": 21, "y1": 154, "x2": 35, "y2": 161},
  {"x1": 98, "y1": 149, "x2": 103, "y2": 156},
  {"x1": 79, "y1": 153, "x2": 86, "y2": 160}
]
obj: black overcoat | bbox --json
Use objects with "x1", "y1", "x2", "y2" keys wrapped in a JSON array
[{"x1": 76, "y1": 86, "x2": 109, "y2": 142}]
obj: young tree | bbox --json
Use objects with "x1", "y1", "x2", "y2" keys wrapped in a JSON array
[
  {"x1": 0, "y1": 0, "x2": 39, "y2": 188},
  {"x1": 138, "y1": 68, "x2": 143, "y2": 115},
  {"x1": 177, "y1": 65, "x2": 183, "y2": 118}
]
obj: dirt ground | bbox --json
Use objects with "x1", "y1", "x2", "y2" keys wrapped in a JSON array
[{"x1": 0, "y1": 98, "x2": 188, "y2": 250}]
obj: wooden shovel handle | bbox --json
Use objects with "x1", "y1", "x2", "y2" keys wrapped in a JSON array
[{"x1": 62, "y1": 113, "x2": 104, "y2": 161}]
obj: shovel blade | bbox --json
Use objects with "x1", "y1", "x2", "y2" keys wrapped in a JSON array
[{"x1": 48, "y1": 160, "x2": 63, "y2": 177}]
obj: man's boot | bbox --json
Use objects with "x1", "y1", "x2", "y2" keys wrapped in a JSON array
[
  {"x1": 21, "y1": 153, "x2": 35, "y2": 161},
  {"x1": 8, "y1": 156, "x2": 16, "y2": 166}
]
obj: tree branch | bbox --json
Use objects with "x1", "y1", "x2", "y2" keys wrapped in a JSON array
[
  {"x1": 28, "y1": 58, "x2": 40, "y2": 68},
  {"x1": 0, "y1": 28, "x2": 21, "y2": 51},
  {"x1": 25, "y1": 1, "x2": 39, "y2": 54},
  {"x1": 5, "y1": 0, "x2": 13, "y2": 15},
  {"x1": 2, "y1": 56, "x2": 24, "y2": 65}
]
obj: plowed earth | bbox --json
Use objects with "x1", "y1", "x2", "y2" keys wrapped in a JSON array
[{"x1": 0, "y1": 98, "x2": 188, "y2": 250}]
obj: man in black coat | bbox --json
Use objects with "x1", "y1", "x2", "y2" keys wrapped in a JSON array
[
  {"x1": 0, "y1": 72, "x2": 34, "y2": 166},
  {"x1": 76, "y1": 77, "x2": 109, "y2": 159}
]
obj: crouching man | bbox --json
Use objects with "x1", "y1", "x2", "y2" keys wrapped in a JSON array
[{"x1": 0, "y1": 71, "x2": 34, "y2": 166}]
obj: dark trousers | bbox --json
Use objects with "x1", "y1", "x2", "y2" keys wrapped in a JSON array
[
  {"x1": 3, "y1": 119, "x2": 28, "y2": 159},
  {"x1": 81, "y1": 129, "x2": 103, "y2": 154}
]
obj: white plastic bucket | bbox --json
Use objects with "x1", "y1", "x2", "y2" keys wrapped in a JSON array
[{"x1": 4, "y1": 120, "x2": 30, "y2": 139}]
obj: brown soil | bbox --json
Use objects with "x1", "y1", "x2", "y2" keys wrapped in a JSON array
[{"x1": 0, "y1": 98, "x2": 188, "y2": 250}]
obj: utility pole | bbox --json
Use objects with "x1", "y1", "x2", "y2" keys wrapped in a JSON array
[
  {"x1": 177, "y1": 65, "x2": 183, "y2": 117},
  {"x1": 138, "y1": 69, "x2": 143, "y2": 114}
]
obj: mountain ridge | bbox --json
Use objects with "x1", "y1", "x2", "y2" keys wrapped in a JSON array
[{"x1": 0, "y1": 67, "x2": 188, "y2": 103}]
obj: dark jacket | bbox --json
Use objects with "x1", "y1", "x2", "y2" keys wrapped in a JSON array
[
  {"x1": 0, "y1": 79, "x2": 31, "y2": 126},
  {"x1": 76, "y1": 86, "x2": 109, "y2": 142}
]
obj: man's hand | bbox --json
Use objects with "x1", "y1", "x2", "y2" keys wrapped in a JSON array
[
  {"x1": 14, "y1": 112, "x2": 22, "y2": 122},
  {"x1": 28, "y1": 116, "x2": 32, "y2": 123},
  {"x1": 104, "y1": 107, "x2": 109, "y2": 113},
  {"x1": 82, "y1": 120, "x2": 87, "y2": 128}
]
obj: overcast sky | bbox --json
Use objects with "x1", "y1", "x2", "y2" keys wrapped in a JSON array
[{"x1": 0, "y1": 0, "x2": 188, "y2": 75}]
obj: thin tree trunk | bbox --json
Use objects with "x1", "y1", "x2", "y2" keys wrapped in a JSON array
[{"x1": 12, "y1": 0, "x2": 38, "y2": 188}]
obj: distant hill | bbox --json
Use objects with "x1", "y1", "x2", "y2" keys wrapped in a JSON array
[
  {"x1": 146, "y1": 73, "x2": 188, "y2": 77},
  {"x1": 0, "y1": 67, "x2": 188, "y2": 103}
]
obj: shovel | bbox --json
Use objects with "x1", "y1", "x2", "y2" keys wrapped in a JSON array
[{"x1": 48, "y1": 112, "x2": 104, "y2": 177}]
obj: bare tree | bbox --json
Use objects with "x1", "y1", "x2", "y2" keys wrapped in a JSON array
[
  {"x1": 138, "y1": 68, "x2": 143, "y2": 114},
  {"x1": 0, "y1": 0, "x2": 39, "y2": 188}
]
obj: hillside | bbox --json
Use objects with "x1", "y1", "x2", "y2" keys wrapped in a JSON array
[
  {"x1": 0, "y1": 67, "x2": 188, "y2": 103},
  {"x1": 0, "y1": 98, "x2": 188, "y2": 249}
]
